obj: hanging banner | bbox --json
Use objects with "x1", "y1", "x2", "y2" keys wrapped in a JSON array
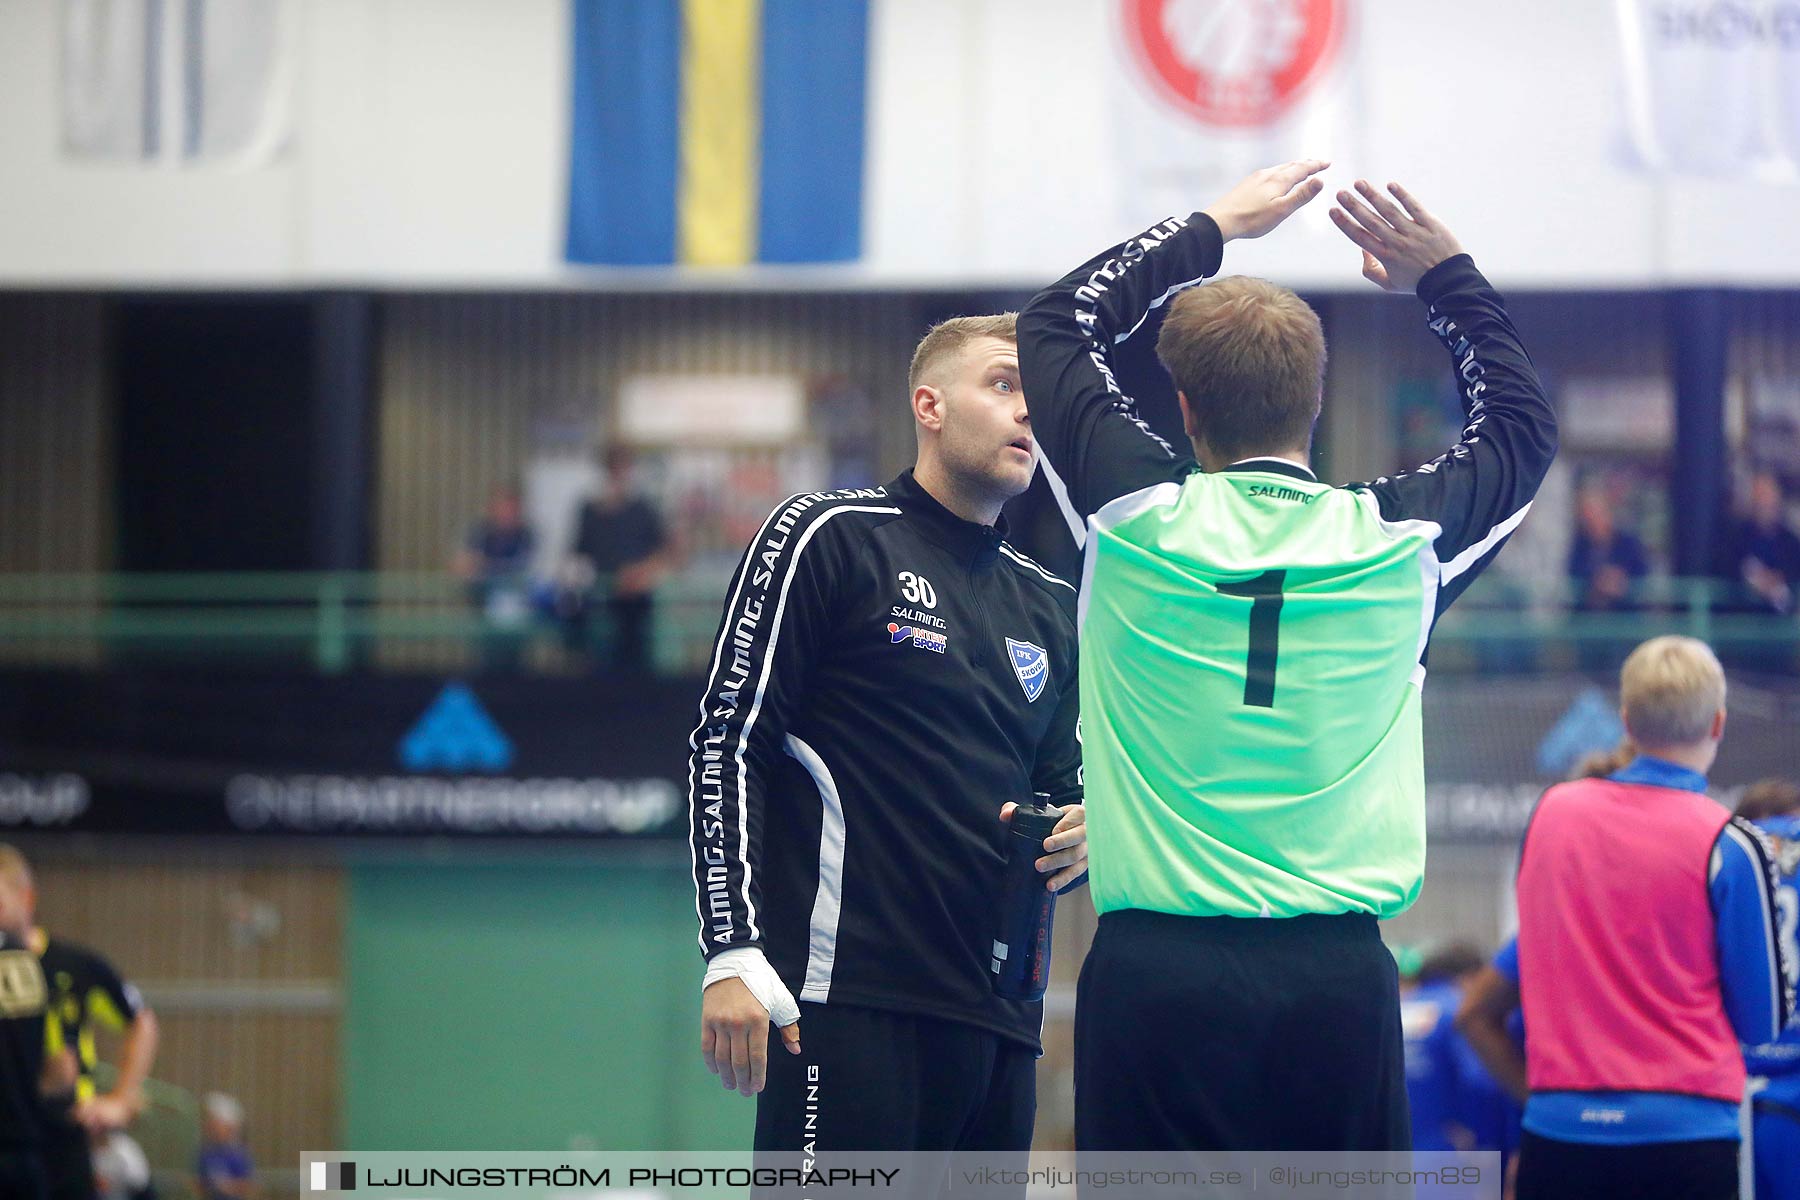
[
  {"x1": 565, "y1": 0, "x2": 870, "y2": 266},
  {"x1": 1107, "y1": 0, "x2": 1362, "y2": 226},
  {"x1": 61, "y1": 0, "x2": 296, "y2": 166},
  {"x1": 1617, "y1": 0, "x2": 1800, "y2": 180}
]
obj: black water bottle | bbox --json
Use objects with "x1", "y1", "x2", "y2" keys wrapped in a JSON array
[{"x1": 991, "y1": 801, "x2": 1062, "y2": 1001}]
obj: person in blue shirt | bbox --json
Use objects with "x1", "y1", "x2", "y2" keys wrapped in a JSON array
[
  {"x1": 1451, "y1": 1002, "x2": 1524, "y2": 1163},
  {"x1": 452, "y1": 483, "x2": 539, "y2": 672},
  {"x1": 453, "y1": 483, "x2": 537, "y2": 599},
  {"x1": 1567, "y1": 483, "x2": 1650, "y2": 615},
  {"x1": 194, "y1": 1093, "x2": 253, "y2": 1200},
  {"x1": 1402, "y1": 944, "x2": 1503, "y2": 1153},
  {"x1": 1566, "y1": 484, "x2": 1652, "y2": 674},
  {"x1": 1401, "y1": 949, "x2": 1463, "y2": 1152},
  {"x1": 1457, "y1": 941, "x2": 1529, "y2": 1164},
  {"x1": 1716, "y1": 472, "x2": 1800, "y2": 617},
  {"x1": 1738, "y1": 778, "x2": 1800, "y2": 1200}
]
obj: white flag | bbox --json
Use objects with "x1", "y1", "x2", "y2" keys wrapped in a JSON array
[
  {"x1": 61, "y1": 0, "x2": 156, "y2": 159},
  {"x1": 60, "y1": 0, "x2": 296, "y2": 167},
  {"x1": 1617, "y1": 0, "x2": 1797, "y2": 180},
  {"x1": 184, "y1": 0, "x2": 296, "y2": 164}
]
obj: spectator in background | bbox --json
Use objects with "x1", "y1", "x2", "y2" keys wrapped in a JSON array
[
  {"x1": 1401, "y1": 943, "x2": 1488, "y2": 1152},
  {"x1": 1567, "y1": 483, "x2": 1650, "y2": 674},
  {"x1": 566, "y1": 447, "x2": 673, "y2": 673},
  {"x1": 1447, "y1": 966, "x2": 1526, "y2": 1173},
  {"x1": 193, "y1": 1094, "x2": 252, "y2": 1200},
  {"x1": 1567, "y1": 483, "x2": 1649, "y2": 613},
  {"x1": 0, "y1": 849, "x2": 49, "y2": 1200},
  {"x1": 1507, "y1": 636, "x2": 1791, "y2": 1199},
  {"x1": 1718, "y1": 470, "x2": 1800, "y2": 616},
  {"x1": 451, "y1": 484, "x2": 537, "y2": 672},
  {"x1": 1457, "y1": 938, "x2": 1529, "y2": 1200},
  {"x1": 0, "y1": 845, "x2": 160, "y2": 1200},
  {"x1": 1736, "y1": 777, "x2": 1800, "y2": 1200},
  {"x1": 453, "y1": 483, "x2": 537, "y2": 598}
]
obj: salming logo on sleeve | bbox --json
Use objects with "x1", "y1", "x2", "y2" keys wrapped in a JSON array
[
  {"x1": 1069, "y1": 217, "x2": 1193, "y2": 456},
  {"x1": 689, "y1": 489, "x2": 898, "y2": 952},
  {"x1": 1426, "y1": 311, "x2": 1491, "y2": 448}
]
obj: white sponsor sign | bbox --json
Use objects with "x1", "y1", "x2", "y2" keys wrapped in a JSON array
[{"x1": 619, "y1": 375, "x2": 805, "y2": 445}]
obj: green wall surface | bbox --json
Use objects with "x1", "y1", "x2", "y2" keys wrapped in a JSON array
[{"x1": 343, "y1": 854, "x2": 754, "y2": 1150}]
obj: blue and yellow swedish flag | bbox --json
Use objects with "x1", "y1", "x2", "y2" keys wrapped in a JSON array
[{"x1": 566, "y1": 0, "x2": 869, "y2": 266}]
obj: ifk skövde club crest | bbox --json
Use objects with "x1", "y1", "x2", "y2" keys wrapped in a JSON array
[{"x1": 1005, "y1": 638, "x2": 1049, "y2": 703}]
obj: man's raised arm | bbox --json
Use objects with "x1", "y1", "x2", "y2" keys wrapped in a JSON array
[
  {"x1": 1333, "y1": 180, "x2": 1559, "y2": 615},
  {"x1": 1018, "y1": 160, "x2": 1329, "y2": 525}
]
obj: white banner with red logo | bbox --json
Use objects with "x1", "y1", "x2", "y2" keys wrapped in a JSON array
[{"x1": 1107, "y1": 0, "x2": 1363, "y2": 230}]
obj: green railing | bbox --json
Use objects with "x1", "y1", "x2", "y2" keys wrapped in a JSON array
[
  {"x1": 0, "y1": 571, "x2": 1794, "y2": 674},
  {"x1": 1436, "y1": 575, "x2": 1798, "y2": 642},
  {"x1": 0, "y1": 570, "x2": 734, "y2": 674}
]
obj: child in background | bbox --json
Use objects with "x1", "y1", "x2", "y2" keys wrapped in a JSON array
[{"x1": 194, "y1": 1094, "x2": 253, "y2": 1200}]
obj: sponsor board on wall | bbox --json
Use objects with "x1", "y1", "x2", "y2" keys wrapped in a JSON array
[
  {"x1": 2, "y1": 670, "x2": 1797, "y2": 841},
  {"x1": 0, "y1": 672, "x2": 690, "y2": 838}
]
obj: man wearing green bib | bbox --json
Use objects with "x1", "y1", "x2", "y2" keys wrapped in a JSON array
[{"x1": 1018, "y1": 162, "x2": 1557, "y2": 1151}]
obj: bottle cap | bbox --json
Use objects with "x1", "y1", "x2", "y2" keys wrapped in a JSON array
[{"x1": 1007, "y1": 802, "x2": 1062, "y2": 840}]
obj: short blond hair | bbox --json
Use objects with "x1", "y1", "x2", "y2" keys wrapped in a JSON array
[
  {"x1": 1620, "y1": 636, "x2": 1726, "y2": 749},
  {"x1": 0, "y1": 845, "x2": 30, "y2": 891},
  {"x1": 908, "y1": 313, "x2": 1018, "y2": 393},
  {"x1": 1156, "y1": 276, "x2": 1326, "y2": 461},
  {"x1": 204, "y1": 1092, "x2": 244, "y2": 1127}
]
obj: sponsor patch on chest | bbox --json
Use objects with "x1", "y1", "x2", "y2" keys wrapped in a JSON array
[{"x1": 888, "y1": 622, "x2": 948, "y2": 654}]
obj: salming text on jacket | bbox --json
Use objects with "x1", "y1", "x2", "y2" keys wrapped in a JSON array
[{"x1": 687, "y1": 470, "x2": 1082, "y2": 1049}]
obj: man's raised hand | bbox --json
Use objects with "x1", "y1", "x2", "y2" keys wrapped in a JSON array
[
  {"x1": 1329, "y1": 180, "x2": 1464, "y2": 294},
  {"x1": 1202, "y1": 159, "x2": 1330, "y2": 243}
]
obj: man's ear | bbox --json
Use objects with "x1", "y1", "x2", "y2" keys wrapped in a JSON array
[
  {"x1": 1177, "y1": 390, "x2": 1200, "y2": 439},
  {"x1": 1712, "y1": 708, "x2": 1727, "y2": 742},
  {"x1": 913, "y1": 384, "x2": 944, "y2": 433}
]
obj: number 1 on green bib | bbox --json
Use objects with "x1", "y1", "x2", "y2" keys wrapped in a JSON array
[{"x1": 1218, "y1": 569, "x2": 1286, "y2": 707}]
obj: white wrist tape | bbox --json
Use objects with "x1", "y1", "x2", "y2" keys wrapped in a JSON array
[{"x1": 703, "y1": 947, "x2": 801, "y2": 1027}]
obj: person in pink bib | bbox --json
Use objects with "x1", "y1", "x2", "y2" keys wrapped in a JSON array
[{"x1": 1513, "y1": 636, "x2": 1795, "y2": 1199}]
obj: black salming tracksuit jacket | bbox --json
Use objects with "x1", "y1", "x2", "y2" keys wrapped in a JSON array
[{"x1": 687, "y1": 470, "x2": 1081, "y2": 1049}]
